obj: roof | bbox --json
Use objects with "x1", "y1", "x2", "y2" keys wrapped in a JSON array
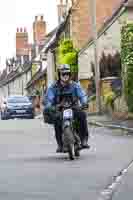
[
  {"x1": 26, "y1": 68, "x2": 46, "y2": 89},
  {"x1": 0, "y1": 62, "x2": 31, "y2": 87},
  {"x1": 33, "y1": 28, "x2": 58, "y2": 61},
  {"x1": 43, "y1": 11, "x2": 70, "y2": 53}
]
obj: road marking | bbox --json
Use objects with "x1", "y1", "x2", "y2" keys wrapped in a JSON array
[{"x1": 98, "y1": 159, "x2": 133, "y2": 200}]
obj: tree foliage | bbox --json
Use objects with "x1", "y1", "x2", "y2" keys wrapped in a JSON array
[{"x1": 57, "y1": 39, "x2": 79, "y2": 74}]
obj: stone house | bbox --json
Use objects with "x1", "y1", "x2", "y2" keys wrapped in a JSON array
[
  {"x1": 78, "y1": 0, "x2": 133, "y2": 113},
  {"x1": 78, "y1": 0, "x2": 129, "y2": 89},
  {"x1": 46, "y1": 0, "x2": 125, "y2": 87}
]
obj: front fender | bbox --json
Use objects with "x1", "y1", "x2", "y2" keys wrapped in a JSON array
[{"x1": 63, "y1": 120, "x2": 71, "y2": 128}]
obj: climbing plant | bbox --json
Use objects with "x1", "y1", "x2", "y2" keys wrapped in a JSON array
[
  {"x1": 57, "y1": 39, "x2": 79, "y2": 81},
  {"x1": 121, "y1": 22, "x2": 133, "y2": 112}
]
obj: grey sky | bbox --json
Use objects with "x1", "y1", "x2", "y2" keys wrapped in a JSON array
[{"x1": 0, "y1": 0, "x2": 58, "y2": 70}]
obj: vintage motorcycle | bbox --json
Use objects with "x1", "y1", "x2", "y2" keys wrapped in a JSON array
[{"x1": 57, "y1": 94, "x2": 81, "y2": 160}]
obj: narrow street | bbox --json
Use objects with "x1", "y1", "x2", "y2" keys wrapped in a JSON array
[{"x1": 0, "y1": 119, "x2": 133, "y2": 200}]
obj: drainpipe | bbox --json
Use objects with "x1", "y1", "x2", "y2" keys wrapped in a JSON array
[{"x1": 89, "y1": 0, "x2": 102, "y2": 114}]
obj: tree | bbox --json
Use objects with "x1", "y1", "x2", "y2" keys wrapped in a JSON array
[{"x1": 57, "y1": 39, "x2": 79, "y2": 81}]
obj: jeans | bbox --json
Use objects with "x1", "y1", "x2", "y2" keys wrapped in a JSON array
[{"x1": 54, "y1": 109, "x2": 89, "y2": 147}]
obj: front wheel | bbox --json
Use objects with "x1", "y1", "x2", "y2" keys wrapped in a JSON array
[
  {"x1": 74, "y1": 144, "x2": 80, "y2": 157},
  {"x1": 68, "y1": 144, "x2": 75, "y2": 160},
  {"x1": 63, "y1": 127, "x2": 75, "y2": 160}
]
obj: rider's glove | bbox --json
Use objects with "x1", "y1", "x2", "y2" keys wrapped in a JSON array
[{"x1": 81, "y1": 103, "x2": 88, "y2": 110}]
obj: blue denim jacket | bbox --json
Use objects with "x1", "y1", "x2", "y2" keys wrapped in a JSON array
[{"x1": 44, "y1": 81, "x2": 87, "y2": 109}]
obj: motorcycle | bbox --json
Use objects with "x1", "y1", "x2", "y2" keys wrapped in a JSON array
[{"x1": 56, "y1": 94, "x2": 81, "y2": 160}]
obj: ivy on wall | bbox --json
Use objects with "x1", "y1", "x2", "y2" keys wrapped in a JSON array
[{"x1": 121, "y1": 22, "x2": 133, "y2": 112}]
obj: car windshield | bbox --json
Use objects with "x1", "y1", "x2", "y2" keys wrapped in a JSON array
[{"x1": 7, "y1": 96, "x2": 30, "y2": 104}]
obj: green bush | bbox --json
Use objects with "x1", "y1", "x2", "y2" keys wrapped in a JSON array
[
  {"x1": 57, "y1": 39, "x2": 79, "y2": 74},
  {"x1": 104, "y1": 91, "x2": 116, "y2": 110}
]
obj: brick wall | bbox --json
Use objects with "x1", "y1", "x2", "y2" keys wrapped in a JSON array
[{"x1": 71, "y1": 0, "x2": 123, "y2": 49}]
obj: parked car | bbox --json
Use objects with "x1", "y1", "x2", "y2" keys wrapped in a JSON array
[{"x1": 1, "y1": 95, "x2": 34, "y2": 120}]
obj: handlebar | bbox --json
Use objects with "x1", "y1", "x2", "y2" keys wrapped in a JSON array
[{"x1": 56, "y1": 103, "x2": 88, "y2": 111}]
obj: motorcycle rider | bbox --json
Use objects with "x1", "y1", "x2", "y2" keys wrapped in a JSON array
[{"x1": 43, "y1": 64, "x2": 90, "y2": 152}]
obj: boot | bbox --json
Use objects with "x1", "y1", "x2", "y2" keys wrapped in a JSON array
[
  {"x1": 56, "y1": 145, "x2": 63, "y2": 153},
  {"x1": 81, "y1": 137, "x2": 90, "y2": 149}
]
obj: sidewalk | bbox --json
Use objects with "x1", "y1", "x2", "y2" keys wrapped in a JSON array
[{"x1": 87, "y1": 113, "x2": 133, "y2": 132}]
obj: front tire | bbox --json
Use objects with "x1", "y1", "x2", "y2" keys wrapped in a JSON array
[
  {"x1": 68, "y1": 144, "x2": 75, "y2": 160},
  {"x1": 74, "y1": 144, "x2": 80, "y2": 157},
  {"x1": 63, "y1": 127, "x2": 75, "y2": 160}
]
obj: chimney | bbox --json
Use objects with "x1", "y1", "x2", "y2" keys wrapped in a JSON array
[
  {"x1": 16, "y1": 27, "x2": 29, "y2": 57},
  {"x1": 35, "y1": 16, "x2": 38, "y2": 21},
  {"x1": 57, "y1": 0, "x2": 67, "y2": 24},
  {"x1": 33, "y1": 14, "x2": 46, "y2": 45}
]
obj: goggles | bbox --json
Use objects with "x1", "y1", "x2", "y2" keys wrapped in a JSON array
[{"x1": 61, "y1": 72, "x2": 70, "y2": 76}]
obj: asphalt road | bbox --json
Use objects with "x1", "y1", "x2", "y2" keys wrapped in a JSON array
[{"x1": 0, "y1": 119, "x2": 133, "y2": 200}]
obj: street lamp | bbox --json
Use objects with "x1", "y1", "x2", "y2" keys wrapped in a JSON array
[{"x1": 89, "y1": 0, "x2": 102, "y2": 114}]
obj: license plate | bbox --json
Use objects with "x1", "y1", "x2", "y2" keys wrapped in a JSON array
[
  {"x1": 16, "y1": 110, "x2": 26, "y2": 113},
  {"x1": 63, "y1": 109, "x2": 73, "y2": 119}
]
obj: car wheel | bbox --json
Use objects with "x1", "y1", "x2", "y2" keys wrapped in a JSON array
[
  {"x1": 1, "y1": 112, "x2": 6, "y2": 120},
  {"x1": 31, "y1": 115, "x2": 34, "y2": 119}
]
